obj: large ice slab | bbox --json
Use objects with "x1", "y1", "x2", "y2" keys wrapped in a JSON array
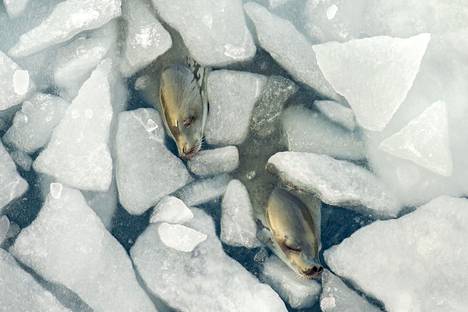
[
  {"x1": 313, "y1": 34, "x2": 430, "y2": 131},
  {"x1": 282, "y1": 105, "x2": 365, "y2": 160},
  {"x1": 188, "y1": 146, "x2": 239, "y2": 177},
  {"x1": 0, "y1": 249, "x2": 70, "y2": 312},
  {"x1": 4, "y1": 93, "x2": 68, "y2": 153},
  {"x1": 267, "y1": 152, "x2": 401, "y2": 217},
  {"x1": 131, "y1": 208, "x2": 287, "y2": 312},
  {"x1": 262, "y1": 256, "x2": 321, "y2": 309},
  {"x1": 152, "y1": 0, "x2": 255, "y2": 66},
  {"x1": 116, "y1": 108, "x2": 190, "y2": 215},
  {"x1": 9, "y1": 0, "x2": 121, "y2": 58},
  {"x1": 221, "y1": 180, "x2": 260, "y2": 248},
  {"x1": 320, "y1": 270, "x2": 381, "y2": 312},
  {"x1": 34, "y1": 60, "x2": 114, "y2": 192},
  {"x1": 244, "y1": 2, "x2": 339, "y2": 100},
  {"x1": 120, "y1": 0, "x2": 172, "y2": 76},
  {"x1": 0, "y1": 51, "x2": 34, "y2": 111},
  {"x1": 150, "y1": 196, "x2": 193, "y2": 224},
  {"x1": 0, "y1": 141, "x2": 28, "y2": 214},
  {"x1": 205, "y1": 70, "x2": 266, "y2": 145},
  {"x1": 175, "y1": 174, "x2": 231, "y2": 207},
  {"x1": 10, "y1": 186, "x2": 157, "y2": 312},
  {"x1": 379, "y1": 101, "x2": 452, "y2": 177},
  {"x1": 314, "y1": 100, "x2": 356, "y2": 131},
  {"x1": 325, "y1": 196, "x2": 468, "y2": 312}
]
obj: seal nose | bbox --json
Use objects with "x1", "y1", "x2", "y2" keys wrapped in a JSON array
[{"x1": 182, "y1": 145, "x2": 196, "y2": 159}]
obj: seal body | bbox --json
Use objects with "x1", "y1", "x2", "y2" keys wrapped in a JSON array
[
  {"x1": 159, "y1": 63, "x2": 208, "y2": 159},
  {"x1": 263, "y1": 187, "x2": 322, "y2": 278}
]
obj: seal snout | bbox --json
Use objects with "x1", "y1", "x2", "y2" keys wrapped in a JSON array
[
  {"x1": 302, "y1": 265, "x2": 323, "y2": 278},
  {"x1": 180, "y1": 144, "x2": 199, "y2": 160}
]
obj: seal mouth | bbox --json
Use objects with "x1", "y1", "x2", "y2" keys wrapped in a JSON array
[
  {"x1": 180, "y1": 142, "x2": 202, "y2": 160},
  {"x1": 301, "y1": 265, "x2": 323, "y2": 278}
]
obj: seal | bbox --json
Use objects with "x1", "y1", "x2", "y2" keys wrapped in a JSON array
[
  {"x1": 159, "y1": 61, "x2": 208, "y2": 159},
  {"x1": 260, "y1": 187, "x2": 323, "y2": 279}
]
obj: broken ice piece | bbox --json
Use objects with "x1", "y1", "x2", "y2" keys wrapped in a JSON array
[
  {"x1": 83, "y1": 179, "x2": 118, "y2": 230},
  {"x1": 150, "y1": 196, "x2": 194, "y2": 224},
  {"x1": 33, "y1": 60, "x2": 114, "y2": 192},
  {"x1": 262, "y1": 256, "x2": 321, "y2": 309},
  {"x1": 221, "y1": 180, "x2": 261, "y2": 248},
  {"x1": 120, "y1": 0, "x2": 172, "y2": 76},
  {"x1": 0, "y1": 141, "x2": 28, "y2": 214},
  {"x1": 175, "y1": 174, "x2": 231, "y2": 207},
  {"x1": 313, "y1": 33, "x2": 431, "y2": 131},
  {"x1": 320, "y1": 270, "x2": 381, "y2": 312},
  {"x1": 152, "y1": 0, "x2": 256, "y2": 66},
  {"x1": 267, "y1": 152, "x2": 401, "y2": 218},
  {"x1": 158, "y1": 222, "x2": 207, "y2": 252},
  {"x1": 9, "y1": 0, "x2": 122, "y2": 58},
  {"x1": 379, "y1": 100, "x2": 452, "y2": 177},
  {"x1": 0, "y1": 215, "x2": 10, "y2": 245},
  {"x1": 205, "y1": 70, "x2": 267, "y2": 145},
  {"x1": 0, "y1": 51, "x2": 34, "y2": 111},
  {"x1": 325, "y1": 196, "x2": 468, "y2": 312},
  {"x1": 9, "y1": 149, "x2": 32, "y2": 171},
  {"x1": 244, "y1": 2, "x2": 340, "y2": 101},
  {"x1": 3, "y1": 0, "x2": 30, "y2": 18},
  {"x1": 314, "y1": 100, "x2": 356, "y2": 131},
  {"x1": 3, "y1": 93, "x2": 68, "y2": 154},
  {"x1": 188, "y1": 146, "x2": 239, "y2": 177},
  {"x1": 10, "y1": 186, "x2": 157, "y2": 312}
]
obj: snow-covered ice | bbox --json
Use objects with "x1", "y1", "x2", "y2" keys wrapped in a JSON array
[
  {"x1": 314, "y1": 100, "x2": 356, "y2": 131},
  {"x1": 175, "y1": 174, "x2": 231, "y2": 207},
  {"x1": 9, "y1": 0, "x2": 122, "y2": 58},
  {"x1": 262, "y1": 256, "x2": 321, "y2": 309},
  {"x1": 3, "y1": 0, "x2": 30, "y2": 18},
  {"x1": 220, "y1": 179, "x2": 260, "y2": 248},
  {"x1": 320, "y1": 270, "x2": 381, "y2": 312},
  {"x1": 131, "y1": 208, "x2": 287, "y2": 312},
  {"x1": 150, "y1": 196, "x2": 194, "y2": 224},
  {"x1": 152, "y1": 0, "x2": 256, "y2": 66},
  {"x1": 34, "y1": 60, "x2": 114, "y2": 192},
  {"x1": 0, "y1": 249, "x2": 70, "y2": 312},
  {"x1": 267, "y1": 152, "x2": 401, "y2": 217},
  {"x1": 10, "y1": 186, "x2": 157, "y2": 312},
  {"x1": 244, "y1": 2, "x2": 340, "y2": 101},
  {"x1": 4, "y1": 93, "x2": 68, "y2": 153},
  {"x1": 281, "y1": 105, "x2": 365, "y2": 160},
  {"x1": 325, "y1": 196, "x2": 468, "y2": 312},
  {"x1": 0, "y1": 51, "x2": 34, "y2": 111},
  {"x1": 158, "y1": 222, "x2": 207, "y2": 252},
  {"x1": 205, "y1": 70, "x2": 266, "y2": 145},
  {"x1": 0, "y1": 141, "x2": 28, "y2": 214},
  {"x1": 313, "y1": 33, "x2": 430, "y2": 131},
  {"x1": 188, "y1": 146, "x2": 239, "y2": 177},
  {"x1": 116, "y1": 108, "x2": 190, "y2": 214}
]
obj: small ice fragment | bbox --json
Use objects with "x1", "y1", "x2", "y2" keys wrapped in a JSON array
[
  {"x1": 314, "y1": 100, "x2": 356, "y2": 131},
  {"x1": 158, "y1": 223, "x2": 207, "y2": 252},
  {"x1": 188, "y1": 146, "x2": 239, "y2": 177},
  {"x1": 9, "y1": 150, "x2": 33, "y2": 171},
  {"x1": 175, "y1": 174, "x2": 231, "y2": 207},
  {"x1": 13, "y1": 70, "x2": 30, "y2": 95},
  {"x1": 50, "y1": 183, "x2": 63, "y2": 199},
  {"x1": 0, "y1": 215, "x2": 10, "y2": 245},
  {"x1": 150, "y1": 196, "x2": 194, "y2": 224},
  {"x1": 3, "y1": 0, "x2": 30, "y2": 18},
  {"x1": 0, "y1": 51, "x2": 34, "y2": 110},
  {"x1": 326, "y1": 5, "x2": 338, "y2": 20},
  {"x1": 145, "y1": 118, "x2": 158, "y2": 132}
]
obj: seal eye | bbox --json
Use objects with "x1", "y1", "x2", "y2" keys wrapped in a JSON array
[{"x1": 183, "y1": 116, "x2": 195, "y2": 128}]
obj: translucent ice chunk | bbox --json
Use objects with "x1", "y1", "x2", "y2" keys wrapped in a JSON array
[
  {"x1": 188, "y1": 146, "x2": 239, "y2": 177},
  {"x1": 314, "y1": 100, "x2": 356, "y2": 131},
  {"x1": 150, "y1": 196, "x2": 194, "y2": 224},
  {"x1": 158, "y1": 223, "x2": 207, "y2": 252},
  {"x1": 175, "y1": 174, "x2": 231, "y2": 207}
]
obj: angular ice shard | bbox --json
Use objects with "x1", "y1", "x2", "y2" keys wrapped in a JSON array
[
  {"x1": 9, "y1": 150, "x2": 33, "y2": 171},
  {"x1": 221, "y1": 180, "x2": 260, "y2": 248},
  {"x1": 158, "y1": 223, "x2": 207, "y2": 252},
  {"x1": 267, "y1": 152, "x2": 401, "y2": 218},
  {"x1": 244, "y1": 2, "x2": 339, "y2": 100},
  {"x1": 120, "y1": 0, "x2": 172, "y2": 76},
  {"x1": 0, "y1": 249, "x2": 70, "y2": 312},
  {"x1": 0, "y1": 51, "x2": 34, "y2": 111},
  {"x1": 54, "y1": 21, "x2": 118, "y2": 99},
  {"x1": 10, "y1": 186, "x2": 157, "y2": 312},
  {"x1": 188, "y1": 146, "x2": 239, "y2": 177},
  {"x1": 3, "y1": 0, "x2": 30, "y2": 18},
  {"x1": 83, "y1": 178, "x2": 118, "y2": 230},
  {"x1": 150, "y1": 196, "x2": 194, "y2": 224},
  {"x1": 320, "y1": 270, "x2": 381, "y2": 312},
  {"x1": 325, "y1": 196, "x2": 468, "y2": 312},
  {"x1": 314, "y1": 100, "x2": 356, "y2": 131},
  {"x1": 4, "y1": 93, "x2": 68, "y2": 153},
  {"x1": 34, "y1": 60, "x2": 114, "y2": 192},
  {"x1": 131, "y1": 208, "x2": 287, "y2": 312},
  {"x1": 152, "y1": 0, "x2": 255, "y2": 66},
  {"x1": 282, "y1": 105, "x2": 365, "y2": 160},
  {"x1": 9, "y1": 0, "x2": 122, "y2": 58},
  {"x1": 205, "y1": 70, "x2": 266, "y2": 145},
  {"x1": 379, "y1": 101, "x2": 452, "y2": 176},
  {"x1": 0, "y1": 141, "x2": 28, "y2": 214},
  {"x1": 313, "y1": 34, "x2": 430, "y2": 131},
  {"x1": 262, "y1": 256, "x2": 321, "y2": 309},
  {"x1": 0, "y1": 215, "x2": 9, "y2": 245},
  {"x1": 175, "y1": 174, "x2": 231, "y2": 207},
  {"x1": 116, "y1": 108, "x2": 190, "y2": 215}
]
